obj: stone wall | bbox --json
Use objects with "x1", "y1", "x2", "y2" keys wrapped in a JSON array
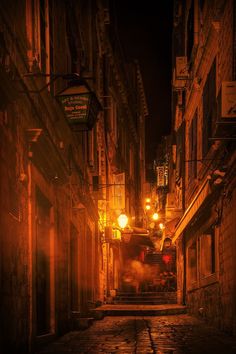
[{"x1": 187, "y1": 283, "x2": 221, "y2": 328}]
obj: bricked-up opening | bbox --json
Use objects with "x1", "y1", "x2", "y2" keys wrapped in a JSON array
[
  {"x1": 187, "y1": 241, "x2": 197, "y2": 288},
  {"x1": 35, "y1": 187, "x2": 52, "y2": 336},
  {"x1": 200, "y1": 228, "x2": 216, "y2": 278}
]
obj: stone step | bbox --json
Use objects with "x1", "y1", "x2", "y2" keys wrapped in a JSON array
[
  {"x1": 113, "y1": 291, "x2": 177, "y2": 304},
  {"x1": 115, "y1": 294, "x2": 177, "y2": 299},
  {"x1": 113, "y1": 300, "x2": 177, "y2": 305},
  {"x1": 114, "y1": 297, "x2": 177, "y2": 301},
  {"x1": 116, "y1": 291, "x2": 176, "y2": 296},
  {"x1": 93, "y1": 304, "x2": 187, "y2": 317}
]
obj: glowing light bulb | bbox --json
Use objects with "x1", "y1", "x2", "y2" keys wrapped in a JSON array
[
  {"x1": 152, "y1": 212, "x2": 159, "y2": 221},
  {"x1": 117, "y1": 213, "x2": 128, "y2": 229}
]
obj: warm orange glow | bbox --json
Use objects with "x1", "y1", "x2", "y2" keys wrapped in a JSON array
[
  {"x1": 145, "y1": 198, "x2": 151, "y2": 211},
  {"x1": 152, "y1": 212, "x2": 159, "y2": 221},
  {"x1": 117, "y1": 213, "x2": 128, "y2": 229},
  {"x1": 159, "y1": 223, "x2": 165, "y2": 230}
]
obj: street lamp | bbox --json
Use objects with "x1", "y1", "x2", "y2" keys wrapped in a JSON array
[
  {"x1": 145, "y1": 198, "x2": 151, "y2": 211},
  {"x1": 23, "y1": 72, "x2": 102, "y2": 131},
  {"x1": 152, "y1": 212, "x2": 159, "y2": 221},
  {"x1": 117, "y1": 213, "x2": 128, "y2": 229}
]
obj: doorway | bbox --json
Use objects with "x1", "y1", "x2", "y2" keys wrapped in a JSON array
[
  {"x1": 35, "y1": 188, "x2": 52, "y2": 335},
  {"x1": 70, "y1": 224, "x2": 80, "y2": 312}
]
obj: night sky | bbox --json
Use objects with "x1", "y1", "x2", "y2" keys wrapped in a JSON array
[{"x1": 110, "y1": 0, "x2": 173, "y2": 164}]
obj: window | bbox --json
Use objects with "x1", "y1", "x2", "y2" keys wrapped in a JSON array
[
  {"x1": 202, "y1": 59, "x2": 216, "y2": 157},
  {"x1": 187, "y1": 1, "x2": 194, "y2": 62},
  {"x1": 112, "y1": 173, "x2": 125, "y2": 210},
  {"x1": 129, "y1": 147, "x2": 134, "y2": 177},
  {"x1": 200, "y1": 229, "x2": 215, "y2": 278},
  {"x1": 176, "y1": 123, "x2": 184, "y2": 182},
  {"x1": 26, "y1": 0, "x2": 54, "y2": 89},
  {"x1": 188, "y1": 110, "x2": 198, "y2": 181},
  {"x1": 109, "y1": 95, "x2": 117, "y2": 145}
]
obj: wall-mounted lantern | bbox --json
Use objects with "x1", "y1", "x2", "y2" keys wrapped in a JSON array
[{"x1": 57, "y1": 78, "x2": 102, "y2": 131}]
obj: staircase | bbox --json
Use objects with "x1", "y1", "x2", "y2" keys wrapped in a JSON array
[
  {"x1": 91, "y1": 291, "x2": 186, "y2": 317},
  {"x1": 113, "y1": 291, "x2": 177, "y2": 305}
]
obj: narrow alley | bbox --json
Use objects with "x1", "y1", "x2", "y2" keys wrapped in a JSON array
[
  {"x1": 36, "y1": 314, "x2": 236, "y2": 354},
  {"x1": 1, "y1": 1, "x2": 236, "y2": 353}
]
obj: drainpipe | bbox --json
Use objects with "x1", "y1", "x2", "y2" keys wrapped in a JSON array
[
  {"x1": 182, "y1": 115, "x2": 186, "y2": 306},
  {"x1": 183, "y1": 231, "x2": 187, "y2": 306},
  {"x1": 27, "y1": 160, "x2": 33, "y2": 353}
]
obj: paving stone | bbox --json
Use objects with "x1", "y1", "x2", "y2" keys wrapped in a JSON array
[{"x1": 36, "y1": 314, "x2": 236, "y2": 354}]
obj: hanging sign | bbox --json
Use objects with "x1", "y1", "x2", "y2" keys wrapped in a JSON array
[
  {"x1": 157, "y1": 165, "x2": 168, "y2": 187},
  {"x1": 57, "y1": 83, "x2": 102, "y2": 131},
  {"x1": 58, "y1": 93, "x2": 90, "y2": 124}
]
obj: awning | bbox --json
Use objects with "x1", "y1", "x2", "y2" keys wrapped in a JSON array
[
  {"x1": 121, "y1": 226, "x2": 154, "y2": 247},
  {"x1": 172, "y1": 178, "x2": 211, "y2": 242},
  {"x1": 129, "y1": 234, "x2": 155, "y2": 248},
  {"x1": 132, "y1": 226, "x2": 149, "y2": 234}
]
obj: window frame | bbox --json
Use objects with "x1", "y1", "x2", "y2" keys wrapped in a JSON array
[{"x1": 186, "y1": 225, "x2": 219, "y2": 291}]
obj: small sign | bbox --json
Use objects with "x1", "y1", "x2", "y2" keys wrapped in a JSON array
[
  {"x1": 157, "y1": 165, "x2": 168, "y2": 187},
  {"x1": 176, "y1": 56, "x2": 189, "y2": 79},
  {"x1": 112, "y1": 229, "x2": 121, "y2": 240}
]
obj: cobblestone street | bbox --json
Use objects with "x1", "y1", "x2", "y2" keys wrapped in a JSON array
[{"x1": 36, "y1": 314, "x2": 236, "y2": 354}]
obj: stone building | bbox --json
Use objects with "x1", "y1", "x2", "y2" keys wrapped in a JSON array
[
  {"x1": 171, "y1": 0, "x2": 236, "y2": 335},
  {"x1": 0, "y1": 1, "x2": 147, "y2": 352}
]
